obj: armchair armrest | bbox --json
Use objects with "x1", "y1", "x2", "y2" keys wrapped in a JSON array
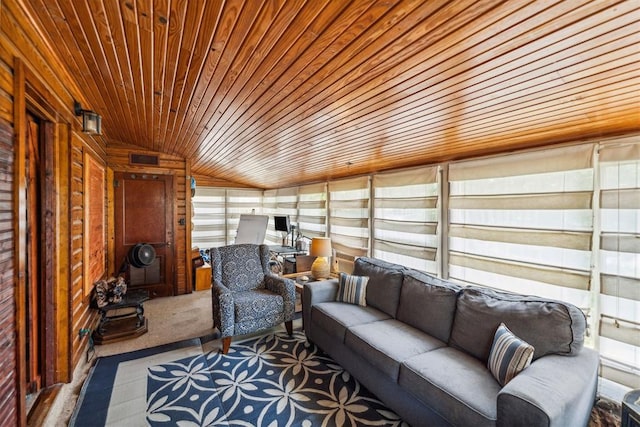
[
  {"x1": 211, "y1": 279, "x2": 235, "y2": 337},
  {"x1": 302, "y1": 279, "x2": 338, "y2": 340},
  {"x1": 497, "y1": 348, "x2": 599, "y2": 427},
  {"x1": 264, "y1": 274, "x2": 296, "y2": 321}
]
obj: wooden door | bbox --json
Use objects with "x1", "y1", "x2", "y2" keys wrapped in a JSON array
[
  {"x1": 25, "y1": 114, "x2": 42, "y2": 394},
  {"x1": 114, "y1": 172, "x2": 174, "y2": 297}
]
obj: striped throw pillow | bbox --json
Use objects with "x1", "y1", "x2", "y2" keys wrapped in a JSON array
[
  {"x1": 488, "y1": 323, "x2": 534, "y2": 386},
  {"x1": 337, "y1": 273, "x2": 368, "y2": 306}
]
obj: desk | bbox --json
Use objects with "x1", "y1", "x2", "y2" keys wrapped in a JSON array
[
  {"x1": 269, "y1": 246, "x2": 307, "y2": 275},
  {"x1": 269, "y1": 245, "x2": 306, "y2": 256}
]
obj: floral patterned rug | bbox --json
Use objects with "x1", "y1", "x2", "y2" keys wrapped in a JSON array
[
  {"x1": 70, "y1": 328, "x2": 407, "y2": 426},
  {"x1": 71, "y1": 326, "x2": 621, "y2": 426}
]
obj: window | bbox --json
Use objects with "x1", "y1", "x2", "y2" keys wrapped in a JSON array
[
  {"x1": 191, "y1": 187, "x2": 227, "y2": 249},
  {"x1": 598, "y1": 139, "x2": 640, "y2": 392},
  {"x1": 297, "y1": 182, "x2": 327, "y2": 239},
  {"x1": 373, "y1": 166, "x2": 440, "y2": 273},
  {"x1": 448, "y1": 144, "x2": 594, "y2": 310},
  {"x1": 329, "y1": 176, "x2": 370, "y2": 272},
  {"x1": 262, "y1": 189, "x2": 279, "y2": 244}
]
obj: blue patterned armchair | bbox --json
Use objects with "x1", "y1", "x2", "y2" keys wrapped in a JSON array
[{"x1": 210, "y1": 244, "x2": 296, "y2": 354}]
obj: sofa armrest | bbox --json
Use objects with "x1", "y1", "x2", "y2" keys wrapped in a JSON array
[
  {"x1": 211, "y1": 279, "x2": 234, "y2": 337},
  {"x1": 264, "y1": 274, "x2": 296, "y2": 321},
  {"x1": 302, "y1": 278, "x2": 338, "y2": 340},
  {"x1": 497, "y1": 348, "x2": 599, "y2": 427}
]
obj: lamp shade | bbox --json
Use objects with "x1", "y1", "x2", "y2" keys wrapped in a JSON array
[
  {"x1": 310, "y1": 237, "x2": 332, "y2": 257},
  {"x1": 310, "y1": 237, "x2": 332, "y2": 280}
]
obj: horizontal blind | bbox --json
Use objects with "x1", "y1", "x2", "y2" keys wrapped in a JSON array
[
  {"x1": 297, "y1": 182, "x2": 327, "y2": 239},
  {"x1": 191, "y1": 187, "x2": 226, "y2": 250},
  {"x1": 274, "y1": 187, "x2": 298, "y2": 246},
  {"x1": 262, "y1": 189, "x2": 279, "y2": 244},
  {"x1": 373, "y1": 166, "x2": 439, "y2": 273},
  {"x1": 598, "y1": 139, "x2": 640, "y2": 390},
  {"x1": 329, "y1": 176, "x2": 370, "y2": 271},
  {"x1": 448, "y1": 144, "x2": 594, "y2": 309},
  {"x1": 226, "y1": 189, "x2": 263, "y2": 244}
]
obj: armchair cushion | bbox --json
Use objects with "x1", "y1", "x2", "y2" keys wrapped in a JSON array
[{"x1": 234, "y1": 289, "x2": 285, "y2": 322}]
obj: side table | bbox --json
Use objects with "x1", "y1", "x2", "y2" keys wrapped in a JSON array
[
  {"x1": 623, "y1": 389, "x2": 640, "y2": 427},
  {"x1": 283, "y1": 272, "x2": 338, "y2": 330},
  {"x1": 92, "y1": 289, "x2": 149, "y2": 344}
]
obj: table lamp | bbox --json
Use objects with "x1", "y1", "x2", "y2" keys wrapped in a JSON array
[{"x1": 310, "y1": 237, "x2": 332, "y2": 280}]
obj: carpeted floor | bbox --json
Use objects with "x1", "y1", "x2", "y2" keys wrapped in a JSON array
[
  {"x1": 57, "y1": 289, "x2": 623, "y2": 426},
  {"x1": 70, "y1": 325, "x2": 408, "y2": 426}
]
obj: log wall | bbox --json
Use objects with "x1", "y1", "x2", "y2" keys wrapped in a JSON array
[{"x1": 106, "y1": 142, "x2": 191, "y2": 295}]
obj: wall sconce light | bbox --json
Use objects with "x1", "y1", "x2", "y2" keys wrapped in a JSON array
[{"x1": 74, "y1": 101, "x2": 102, "y2": 135}]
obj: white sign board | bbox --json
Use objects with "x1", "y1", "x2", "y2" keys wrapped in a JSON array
[{"x1": 235, "y1": 214, "x2": 268, "y2": 244}]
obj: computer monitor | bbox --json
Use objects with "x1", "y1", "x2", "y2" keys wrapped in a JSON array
[{"x1": 274, "y1": 215, "x2": 291, "y2": 233}]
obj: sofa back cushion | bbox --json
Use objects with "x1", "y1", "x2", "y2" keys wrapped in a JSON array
[
  {"x1": 352, "y1": 257, "x2": 404, "y2": 317},
  {"x1": 449, "y1": 287, "x2": 586, "y2": 363},
  {"x1": 397, "y1": 270, "x2": 461, "y2": 342}
]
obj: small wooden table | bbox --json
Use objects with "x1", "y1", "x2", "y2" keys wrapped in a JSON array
[
  {"x1": 623, "y1": 389, "x2": 640, "y2": 427},
  {"x1": 92, "y1": 289, "x2": 149, "y2": 344},
  {"x1": 283, "y1": 271, "x2": 313, "y2": 313}
]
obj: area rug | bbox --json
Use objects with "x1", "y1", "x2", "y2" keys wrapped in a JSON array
[{"x1": 70, "y1": 328, "x2": 408, "y2": 426}]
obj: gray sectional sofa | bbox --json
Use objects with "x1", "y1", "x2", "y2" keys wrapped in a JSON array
[{"x1": 302, "y1": 257, "x2": 599, "y2": 427}]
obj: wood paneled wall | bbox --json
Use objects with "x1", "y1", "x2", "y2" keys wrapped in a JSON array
[
  {"x1": 0, "y1": 1, "x2": 109, "y2": 424},
  {"x1": 107, "y1": 142, "x2": 191, "y2": 295},
  {"x1": 0, "y1": 118, "x2": 17, "y2": 426}
]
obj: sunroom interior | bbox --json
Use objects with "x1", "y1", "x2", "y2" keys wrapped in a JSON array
[{"x1": 0, "y1": 0, "x2": 638, "y2": 424}]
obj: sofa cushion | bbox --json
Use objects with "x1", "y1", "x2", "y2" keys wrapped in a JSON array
[
  {"x1": 400, "y1": 346, "x2": 500, "y2": 427},
  {"x1": 311, "y1": 302, "x2": 390, "y2": 342},
  {"x1": 337, "y1": 273, "x2": 368, "y2": 306},
  {"x1": 352, "y1": 257, "x2": 405, "y2": 317},
  {"x1": 488, "y1": 323, "x2": 534, "y2": 386},
  {"x1": 450, "y1": 287, "x2": 586, "y2": 363},
  {"x1": 345, "y1": 319, "x2": 446, "y2": 381},
  {"x1": 396, "y1": 269, "x2": 461, "y2": 342}
]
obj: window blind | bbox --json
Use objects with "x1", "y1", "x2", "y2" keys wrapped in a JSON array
[
  {"x1": 262, "y1": 189, "x2": 279, "y2": 244},
  {"x1": 191, "y1": 187, "x2": 226, "y2": 249},
  {"x1": 273, "y1": 187, "x2": 297, "y2": 246},
  {"x1": 597, "y1": 139, "x2": 640, "y2": 390},
  {"x1": 226, "y1": 189, "x2": 263, "y2": 244},
  {"x1": 328, "y1": 176, "x2": 370, "y2": 272},
  {"x1": 373, "y1": 166, "x2": 439, "y2": 273},
  {"x1": 448, "y1": 144, "x2": 594, "y2": 309},
  {"x1": 297, "y1": 182, "x2": 327, "y2": 239}
]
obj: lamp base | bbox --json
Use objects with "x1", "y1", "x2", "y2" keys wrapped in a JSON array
[{"x1": 311, "y1": 256, "x2": 330, "y2": 280}]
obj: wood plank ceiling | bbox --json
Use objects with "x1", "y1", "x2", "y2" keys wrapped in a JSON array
[{"x1": 22, "y1": 0, "x2": 640, "y2": 188}]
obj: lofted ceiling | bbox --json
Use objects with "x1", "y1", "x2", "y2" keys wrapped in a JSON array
[{"x1": 23, "y1": 0, "x2": 640, "y2": 188}]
